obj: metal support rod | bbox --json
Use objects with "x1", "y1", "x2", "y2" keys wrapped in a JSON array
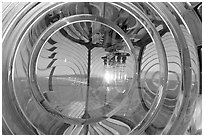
[{"x1": 83, "y1": 48, "x2": 92, "y2": 119}]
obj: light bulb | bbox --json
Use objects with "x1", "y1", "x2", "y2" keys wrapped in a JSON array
[
  {"x1": 104, "y1": 70, "x2": 114, "y2": 84},
  {"x1": 101, "y1": 52, "x2": 129, "y2": 94}
]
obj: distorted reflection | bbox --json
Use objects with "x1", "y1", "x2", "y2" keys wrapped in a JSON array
[
  {"x1": 3, "y1": 2, "x2": 201, "y2": 135},
  {"x1": 36, "y1": 21, "x2": 135, "y2": 122},
  {"x1": 24, "y1": 2, "x2": 182, "y2": 134}
]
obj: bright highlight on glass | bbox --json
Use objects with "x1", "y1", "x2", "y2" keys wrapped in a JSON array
[{"x1": 104, "y1": 70, "x2": 115, "y2": 84}]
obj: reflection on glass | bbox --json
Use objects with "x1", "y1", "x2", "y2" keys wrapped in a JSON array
[
  {"x1": 3, "y1": 2, "x2": 200, "y2": 135},
  {"x1": 102, "y1": 52, "x2": 130, "y2": 94},
  {"x1": 36, "y1": 20, "x2": 135, "y2": 124}
]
